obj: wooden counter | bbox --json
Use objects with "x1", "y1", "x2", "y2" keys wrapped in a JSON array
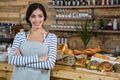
[{"x1": 0, "y1": 62, "x2": 120, "y2": 80}]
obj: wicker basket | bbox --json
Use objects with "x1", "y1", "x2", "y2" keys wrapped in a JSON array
[{"x1": 56, "y1": 54, "x2": 76, "y2": 66}]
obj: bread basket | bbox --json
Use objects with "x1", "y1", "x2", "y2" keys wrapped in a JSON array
[{"x1": 56, "y1": 54, "x2": 76, "y2": 66}]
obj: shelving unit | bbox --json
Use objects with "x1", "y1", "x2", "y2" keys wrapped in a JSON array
[
  {"x1": 55, "y1": 18, "x2": 92, "y2": 21},
  {"x1": 49, "y1": 5, "x2": 120, "y2": 9},
  {"x1": 0, "y1": 38, "x2": 13, "y2": 43},
  {"x1": 49, "y1": 28, "x2": 120, "y2": 34},
  {"x1": 49, "y1": 4, "x2": 120, "y2": 33}
]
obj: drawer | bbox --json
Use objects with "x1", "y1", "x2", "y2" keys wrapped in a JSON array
[
  {"x1": 0, "y1": 71, "x2": 6, "y2": 78},
  {"x1": 7, "y1": 72, "x2": 12, "y2": 80},
  {"x1": 52, "y1": 70, "x2": 105, "y2": 80},
  {"x1": 76, "y1": 73, "x2": 105, "y2": 80},
  {"x1": 0, "y1": 62, "x2": 13, "y2": 71},
  {"x1": 51, "y1": 70, "x2": 75, "y2": 80},
  {"x1": 105, "y1": 76, "x2": 119, "y2": 80}
]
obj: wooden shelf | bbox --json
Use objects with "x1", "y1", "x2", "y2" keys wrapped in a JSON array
[
  {"x1": 0, "y1": 2, "x2": 28, "y2": 7},
  {"x1": 96, "y1": 30, "x2": 120, "y2": 34},
  {"x1": 49, "y1": 5, "x2": 120, "y2": 9},
  {"x1": 49, "y1": 28, "x2": 120, "y2": 33},
  {"x1": 0, "y1": 38, "x2": 13, "y2": 43},
  {"x1": 55, "y1": 18, "x2": 92, "y2": 21},
  {"x1": 49, "y1": 28, "x2": 76, "y2": 32}
]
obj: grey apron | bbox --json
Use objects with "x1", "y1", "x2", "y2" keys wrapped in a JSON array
[{"x1": 11, "y1": 32, "x2": 50, "y2": 80}]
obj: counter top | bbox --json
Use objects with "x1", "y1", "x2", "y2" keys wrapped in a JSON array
[{"x1": 0, "y1": 62, "x2": 120, "y2": 80}]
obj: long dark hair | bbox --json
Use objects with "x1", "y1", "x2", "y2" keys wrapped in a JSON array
[{"x1": 25, "y1": 3, "x2": 47, "y2": 27}]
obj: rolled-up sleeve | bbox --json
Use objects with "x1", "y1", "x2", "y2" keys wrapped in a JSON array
[{"x1": 8, "y1": 32, "x2": 40, "y2": 66}]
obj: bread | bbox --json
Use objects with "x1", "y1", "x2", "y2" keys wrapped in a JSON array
[
  {"x1": 115, "y1": 59, "x2": 120, "y2": 62},
  {"x1": 73, "y1": 50, "x2": 85, "y2": 55},
  {"x1": 87, "y1": 48, "x2": 101, "y2": 53},
  {"x1": 75, "y1": 58, "x2": 87, "y2": 68},
  {"x1": 57, "y1": 44, "x2": 68, "y2": 52},
  {"x1": 87, "y1": 60, "x2": 100, "y2": 70},
  {"x1": 82, "y1": 50, "x2": 94, "y2": 55},
  {"x1": 100, "y1": 56, "x2": 109, "y2": 60},
  {"x1": 98, "y1": 61, "x2": 112, "y2": 72},
  {"x1": 64, "y1": 48, "x2": 73, "y2": 55},
  {"x1": 94, "y1": 53, "x2": 102, "y2": 58},
  {"x1": 73, "y1": 48, "x2": 102, "y2": 55},
  {"x1": 116, "y1": 56, "x2": 120, "y2": 59},
  {"x1": 94, "y1": 53, "x2": 110, "y2": 60},
  {"x1": 57, "y1": 50, "x2": 64, "y2": 55},
  {"x1": 57, "y1": 44, "x2": 74, "y2": 55}
]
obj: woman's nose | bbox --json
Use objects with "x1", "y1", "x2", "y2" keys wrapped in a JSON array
[{"x1": 35, "y1": 17, "x2": 39, "y2": 21}]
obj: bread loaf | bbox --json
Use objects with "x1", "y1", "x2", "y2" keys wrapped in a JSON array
[{"x1": 64, "y1": 48, "x2": 73, "y2": 55}]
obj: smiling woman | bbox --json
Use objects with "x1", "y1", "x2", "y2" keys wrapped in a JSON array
[{"x1": 8, "y1": 3, "x2": 57, "y2": 80}]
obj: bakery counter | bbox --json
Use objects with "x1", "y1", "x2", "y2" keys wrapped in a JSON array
[
  {"x1": 52, "y1": 65, "x2": 120, "y2": 80},
  {"x1": 0, "y1": 62, "x2": 120, "y2": 80}
]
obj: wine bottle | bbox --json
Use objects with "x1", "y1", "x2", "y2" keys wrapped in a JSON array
[{"x1": 113, "y1": 14, "x2": 117, "y2": 30}]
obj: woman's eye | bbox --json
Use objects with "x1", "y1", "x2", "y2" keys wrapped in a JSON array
[
  {"x1": 38, "y1": 15, "x2": 43, "y2": 18},
  {"x1": 30, "y1": 14, "x2": 44, "y2": 18},
  {"x1": 31, "y1": 15, "x2": 35, "y2": 18}
]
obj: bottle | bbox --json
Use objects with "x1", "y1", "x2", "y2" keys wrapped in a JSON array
[
  {"x1": 92, "y1": 0, "x2": 96, "y2": 5},
  {"x1": 116, "y1": 0, "x2": 119, "y2": 5},
  {"x1": 102, "y1": 0, "x2": 105, "y2": 5},
  {"x1": 57, "y1": 36, "x2": 61, "y2": 44},
  {"x1": 113, "y1": 15, "x2": 117, "y2": 30},
  {"x1": 56, "y1": 0, "x2": 60, "y2": 6},
  {"x1": 110, "y1": 0, "x2": 114, "y2": 5},
  {"x1": 99, "y1": 17, "x2": 104, "y2": 30},
  {"x1": 87, "y1": 0, "x2": 91, "y2": 5},
  {"x1": 106, "y1": 0, "x2": 110, "y2": 5},
  {"x1": 52, "y1": 0, "x2": 55, "y2": 6},
  {"x1": 119, "y1": 0, "x2": 120, "y2": 4},
  {"x1": 103, "y1": 17, "x2": 107, "y2": 30},
  {"x1": 114, "y1": 0, "x2": 117, "y2": 5},
  {"x1": 72, "y1": 0, "x2": 76, "y2": 6},
  {"x1": 68, "y1": 0, "x2": 71, "y2": 6},
  {"x1": 60, "y1": 0, "x2": 64, "y2": 6},
  {"x1": 106, "y1": 19, "x2": 113, "y2": 30},
  {"x1": 64, "y1": 36, "x2": 68, "y2": 44},
  {"x1": 97, "y1": 0, "x2": 102, "y2": 5},
  {"x1": 76, "y1": 0, "x2": 80, "y2": 6},
  {"x1": 115, "y1": 45, "x2": 120, "y2": 57},
  {"x1": 65, "y1": 0, "x2": 68, "y2": 6}
]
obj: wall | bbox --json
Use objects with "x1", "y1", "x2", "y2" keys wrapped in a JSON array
[{"x1": 0, "y1": 0, "x2": 120, "y2": 53}]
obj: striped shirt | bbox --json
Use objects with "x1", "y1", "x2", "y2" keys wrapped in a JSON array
[{"x1": 8, "y1": 32, "x2": 57, "y2": 69}]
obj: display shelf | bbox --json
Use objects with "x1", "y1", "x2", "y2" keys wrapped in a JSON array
[
  {"x1": 49, "y1": 4, "x2": 120, "y2": 34},
  {"x1": 55, "y1": 18, "x2": 92, "y2": 21},
  {"x1": 49, "y1": 5, "x2": 120, "y2": 9},
  {"x1": 49, "y1": 28, "x2": 120, "y2": 33},
  {"x1": 0, "y1": 38, "x2": 13, "y2": 43}
]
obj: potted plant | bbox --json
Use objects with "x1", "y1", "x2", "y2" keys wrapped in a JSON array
[{"x1": 76, "y1": 20, "x2": 94, "y2": 49}]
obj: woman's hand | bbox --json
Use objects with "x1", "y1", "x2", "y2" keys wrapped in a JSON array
[
  {"x1": 14, "y1": 48, "x2": 22, "y2": 56},
  {"x1": 39, "y1": 54, "x2": 48, "y2": 62}
]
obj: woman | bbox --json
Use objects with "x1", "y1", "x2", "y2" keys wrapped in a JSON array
[{"x1": 8, "y1": 3, "x2": 57, "y2": 80}]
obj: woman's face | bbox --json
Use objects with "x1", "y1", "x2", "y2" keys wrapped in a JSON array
[{"x1": 29, "y1": 8, "x2": 45, "y2": 29}]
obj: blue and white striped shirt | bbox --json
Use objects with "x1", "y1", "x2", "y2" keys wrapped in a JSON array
[{"x1": 8, "y1": 32, "x2": 57, "y2": 69}]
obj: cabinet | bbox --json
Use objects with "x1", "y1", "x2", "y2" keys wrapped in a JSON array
[{"x1": 48, "y1": 3, "x2": 120, "y2": 50}]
